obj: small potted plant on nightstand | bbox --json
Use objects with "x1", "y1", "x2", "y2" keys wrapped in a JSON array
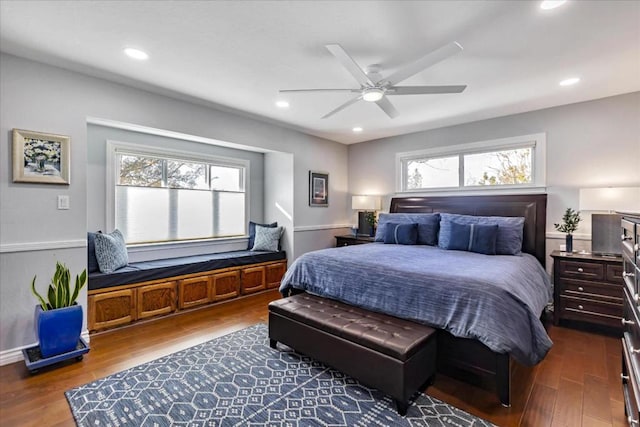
[
  {"x1": 25, "y1": 262, "x2": 89, "y2": 372},
  {"x1": 554, "y1": 208, "x2": 581, "y2": 253},
  {"x1": 364, "y1": 211, "x2": 377, "y2": 237}
]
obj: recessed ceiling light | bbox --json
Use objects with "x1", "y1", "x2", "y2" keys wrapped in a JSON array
[
  {"x1": 559, "y1": 77, "x2": 580, "y2": 86},
  {"x1": 124, "y1": 48, "x2": 149, "y2": 60},
  {"x1": 540, "y1": 0, "x2": 567, "y2": 10},
  {"x1": 352, "y1": 127, "x2": 363, "y2": 133},
  {"x1": 275, "y1": 100, "x2": 290, "y2": 109}
]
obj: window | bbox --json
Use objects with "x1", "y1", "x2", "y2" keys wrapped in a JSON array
[
  {"x1": 398, "y1": 133, "x2": 545, "y2": 192},
  {"x1": 109, "y1": 142, "x2": 247, "y2": 244}
]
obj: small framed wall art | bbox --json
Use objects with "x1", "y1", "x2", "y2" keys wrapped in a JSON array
[
  {"x1": 309, "y1": 171, "x2": 329, "y2": 207},
  {"x1": 13, "y1": 129, "x2": 70, "y2": 184}
]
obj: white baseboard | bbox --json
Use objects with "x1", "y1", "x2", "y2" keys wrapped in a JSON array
[{"x1": 0, "y1": 330, "x2": 90, "y2": 367}]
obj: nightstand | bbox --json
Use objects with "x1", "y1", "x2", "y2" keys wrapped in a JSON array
[
  {"x1": 335, "y1": 235, "x2": 375, "y2": 247},
  {"x1": 551, "y1": 250, "x2": 624, "y2": 330}
]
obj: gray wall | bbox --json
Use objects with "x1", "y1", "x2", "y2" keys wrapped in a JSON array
[
  {"x1": 264, "y1": 152, "x2": 294, "y2": 265},
  {"x1": 0, "y1": 52, "x2": 349, "y2": 359},
  {"x1": 348, "y1": 92, "x2": 640, "y2": 270},
  {"x1": 87, "y1": 124, "x2": 265, "y2": 261}
]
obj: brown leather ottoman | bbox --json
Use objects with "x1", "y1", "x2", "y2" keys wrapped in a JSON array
[{"x1": 268, "y1": 293, "x2": 436, "y2": 415}]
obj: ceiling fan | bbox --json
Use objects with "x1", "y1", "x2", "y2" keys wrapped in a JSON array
[{"x1": 280, "y1": 42, "x2": 467, "y2": 119}]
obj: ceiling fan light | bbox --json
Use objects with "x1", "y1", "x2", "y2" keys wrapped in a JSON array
[{"x1": 362, "y1": 88, "x2": 384, "y2": 102}]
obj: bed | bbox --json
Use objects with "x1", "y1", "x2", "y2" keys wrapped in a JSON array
[{"x1": 279, "y1": 194, "x2": 551, "y2": 406}]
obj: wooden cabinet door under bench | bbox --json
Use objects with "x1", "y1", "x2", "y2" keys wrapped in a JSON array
[{"x1": 88, "y1": 260, "x2": 287, "y2": 332}]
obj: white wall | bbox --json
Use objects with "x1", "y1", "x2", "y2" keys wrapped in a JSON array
[
  {"x1": 348, "y1": 92, "x2": 640, "y2": 270},
  {"x1": 0, "y1": 52, "x2": 349, "y2": 360}
]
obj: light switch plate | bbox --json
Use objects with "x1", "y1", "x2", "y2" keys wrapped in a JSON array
[{"x1": 57, "y1": 195, "x2": 70, "y2": 210}]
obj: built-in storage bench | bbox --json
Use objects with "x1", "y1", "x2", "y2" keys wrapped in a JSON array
[{"x1": 88, "y1": 250, "x2": 287, "y2": 332}]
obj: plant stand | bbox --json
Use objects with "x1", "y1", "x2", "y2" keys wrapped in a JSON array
[{"x1": 22, "y1": 337, "x2": 89, "y2": 374}]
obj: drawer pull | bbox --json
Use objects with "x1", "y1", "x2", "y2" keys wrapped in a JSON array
[
  {"x1": 577, "y1": 268, "x2": 584, "y2": 273},
  {"x1": 629, "y1": 416, "x2": 638, "y2": 426},
  {"x1": 578, "y1": 305, "x2": 584, "y2": 310},
  {"x1": 577, "y1": 286, "x2": 584, "y2": 292},
  {"x1": 622, "y1": 373, "x2": 630, "y2": 381},
  {"x1": 630, "y1": 346, "x2": 640, "y2": 355},
  {"x1": 624, "y1": 272, "x2": 636, "y2": 279},
  {"x1": 623, "y1": 234, "x2": 633, "y2": 241},
  {"x1": 622, "y1": 318, "x2": 635, "y2": 326},
  {"x1": 635, "y1": 294, "x2": 639, "y2": 303}
]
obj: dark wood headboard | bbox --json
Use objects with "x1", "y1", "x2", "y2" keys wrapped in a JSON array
[{"x1": 390, "y1": 194, "x2": 547, "y2": 266}]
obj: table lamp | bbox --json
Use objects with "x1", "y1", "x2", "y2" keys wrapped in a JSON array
[
  {"x1": 352, "y1": 195, "x2": 381, "y2": 236},
  {"x1": 579, "y1": 187, "x2": 640, "y2": 256}
]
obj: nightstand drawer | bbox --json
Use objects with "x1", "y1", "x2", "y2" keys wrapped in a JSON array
[
  {"x1": 606, "y1": 263, "x2": 624, "y2": 283},
  {"x1": 558, "y1": 260, "x2": 604, "y2": 281},
  {"x1": 561, "y1": 278, "x2": 622, "y2": 301},
  {"x1": 559, "y1": 295, "x2": 622, "y2": 327}
]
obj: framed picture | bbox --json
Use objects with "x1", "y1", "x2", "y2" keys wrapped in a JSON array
[
  {"x1": 12, "y1": 129, "x2": 70, "y2": 184},
  {"x1": 309, "y1": 171, "x2": 329, "y2": 207}
]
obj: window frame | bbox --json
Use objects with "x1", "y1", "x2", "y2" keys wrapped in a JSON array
[
  {"x1": 396, "y1": 133, "x2": 546, "y2": 193},
  {"x1": 106, "y1": 140, "x2": 250, "y2": 246}
]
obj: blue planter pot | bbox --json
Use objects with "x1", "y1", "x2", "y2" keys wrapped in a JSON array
[{"x1": 34, "y1": 304, "x2": 82, "y2": 358}]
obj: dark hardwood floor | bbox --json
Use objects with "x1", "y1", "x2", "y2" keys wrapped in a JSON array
[{"x1": 0, "y1": 290, "x2": 626, "y2": 427}]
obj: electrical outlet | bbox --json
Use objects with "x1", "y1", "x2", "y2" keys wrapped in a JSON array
[{"x1": 57, "y1": 195, "x2": 70, "y2": 210}]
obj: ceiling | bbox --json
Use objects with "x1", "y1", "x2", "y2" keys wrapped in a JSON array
[{"x1": 1, "y1": 1, "x2": 639, "y2": 144}]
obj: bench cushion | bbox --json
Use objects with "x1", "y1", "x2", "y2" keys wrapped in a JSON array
[
  {"x1": 89, "y1": 250, "x2": 286, "y2": 291},
  {"x1": 269, "y1": 293, "x2": 435, "y2": 361}
]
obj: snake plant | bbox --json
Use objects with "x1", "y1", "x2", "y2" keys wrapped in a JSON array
[{"x1": 31, "y1": 262, "x2": 87, "y2": 310}]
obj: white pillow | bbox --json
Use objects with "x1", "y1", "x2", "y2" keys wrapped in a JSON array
[{"x1": 251, "y1": 225, "x2": 283, "y2": 252}]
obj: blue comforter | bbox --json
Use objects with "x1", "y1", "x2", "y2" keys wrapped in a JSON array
[{"x1": 279, "y1": 243, "x2": 552, "y2": 365}]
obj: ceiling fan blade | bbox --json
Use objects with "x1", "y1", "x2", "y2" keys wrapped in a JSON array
[
  {"x1": 384, "y1": 42, "x2": 463, "y2": 86},
  {"x1": 375, "y1": 97, "x2": 399, "y2": 119},
  {"x1": 387, "y1": 85, "x2": 467, "y2": 95},
  {"x1": 279, "y1": 88, "x2": 360, "y2": 93},
  {"x1": 321, "y1": 95, "x2": 362, "y2": 119},
  {"x1": 325, "y1": 44, "x2": 373, "y2": 87}
]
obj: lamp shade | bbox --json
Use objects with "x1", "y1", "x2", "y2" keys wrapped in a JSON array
[
  {"x1": 352, "y1": 195, "x2": 381, "y2": 211},
  {"x1": 579, "y1": 187, "x2": 640, "y2": 212}
]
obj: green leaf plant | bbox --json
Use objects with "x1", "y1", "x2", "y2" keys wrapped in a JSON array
[
  {"x1": 554, "y1": 207, "x2": 581, "y2": 235},
  {"x1": 31, "y1": 262, "x2": 87, "y2": 311}
]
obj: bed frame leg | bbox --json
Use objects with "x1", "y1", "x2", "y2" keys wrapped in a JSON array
[
  {"x1": 269, "y1": 339, "x2": 277, "y2": 349},
  {"x1": 395, "y1": 399, "x2": 409, "y2": 416},
  {"x1": 496, "y1": 353, "x2": 511, "y2": 407}
]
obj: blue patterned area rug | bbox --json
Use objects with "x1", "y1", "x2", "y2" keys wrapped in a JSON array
[{"x1": 66, "y1": 324, "x2": 494, "y2": 426}]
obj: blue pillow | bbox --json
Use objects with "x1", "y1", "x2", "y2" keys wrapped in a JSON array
[
  {"x1": 248, "y1": 221, "x2": 277, "y2": 250},
  {"x1": 94, "y1": 229, "x2": 128, "y2": 273},
  {"x1": 384, "y1": 223, "x2": 418, "y2": 245},
  {"x1": 444, "y1": 222, "x2": 498, "y2": 255},
  {"x1": 251, "y1": 225, "x2": 283, "y2": 252},
  {"x1": 375, "y1": 213, "x2": 440, "y2": 245},
  {"x1": 438, "y1": 213, "x2": 524, "y2": 255},
  {"x1": 87, "y1": 232, "x2": 100, "y2": 273}
]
